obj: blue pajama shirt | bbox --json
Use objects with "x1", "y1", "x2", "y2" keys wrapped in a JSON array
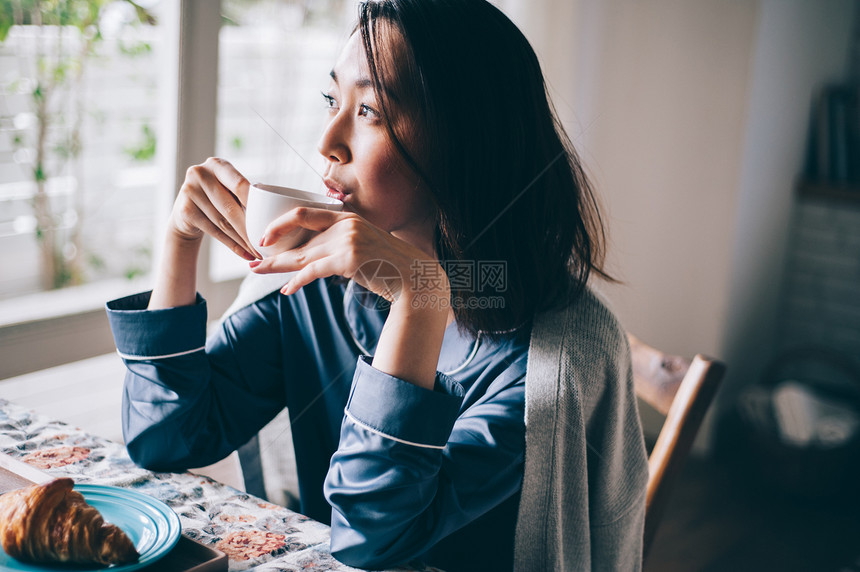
[{"x1": 106, "y1": 277, "x2": 529, "y2": 571}]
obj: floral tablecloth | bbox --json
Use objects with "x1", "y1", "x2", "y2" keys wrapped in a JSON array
[{"x1": 0, "y1": 399, "x2": 434, "y2": 572}]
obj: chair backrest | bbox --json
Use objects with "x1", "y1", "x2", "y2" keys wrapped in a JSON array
[{"x1": 627, "y1": 333, "x2": 726, "y2": 561}]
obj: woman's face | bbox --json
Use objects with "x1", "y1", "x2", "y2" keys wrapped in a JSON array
[{"x1": 318, "y1": 32, "x2": 435, "y2": 251}]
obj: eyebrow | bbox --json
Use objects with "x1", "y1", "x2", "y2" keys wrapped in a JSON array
[{"x1": 330, "y1": 69, "x2": 373, "y2": 89}]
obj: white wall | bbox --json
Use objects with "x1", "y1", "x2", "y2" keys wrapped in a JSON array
[
  {"x1": 505, "y1": 0, "x2": 857, "y2": 442},
  {"x1": 719, "y1": 0, "x2": 856, "y2": 415}
]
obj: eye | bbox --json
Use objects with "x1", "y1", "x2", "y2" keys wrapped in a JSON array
[
  {"x1": 358, "y1": 103, "x2": 379, "y2": 119},
  {"x1": 321, "y1": 91, "x2": 338, "y2": 110}
]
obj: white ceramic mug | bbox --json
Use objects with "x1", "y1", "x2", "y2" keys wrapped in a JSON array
[{"x1": 245, "y1": 183, "x2": 343, "y2": 258}]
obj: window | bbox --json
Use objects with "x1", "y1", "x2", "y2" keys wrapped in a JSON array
[
  {"x1": 211, "y1": 0, "x2": 352, "y2": 281},
  {"x1": 0, "y1": 2, "x2": 163, "y2": 299},
  {"x1": 0, "y1": 0, "x2": 357, "y2": 379}
]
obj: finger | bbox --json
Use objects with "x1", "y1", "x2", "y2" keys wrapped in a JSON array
[
  {"x1": 262, "y1": 207, "x2": 348, "y2": 248},
  {"x1": 192, "y1": 158, "x2": 260, "y2": 257},
  {"x1": 278, "y1": 256, "x2": 342, "y2": 296},
  {"x1": 192, "y1": 168, "x2": 260, "y2": 258},
  {"x1": 185, "y1": 202, "x2": 256, "y2": 261},
  {"x1": 204, "y1": 157, "x2": 252, "y2": 207},
  {"x1": 249, "y1": 241, "x2": 330, "y2": 275}
]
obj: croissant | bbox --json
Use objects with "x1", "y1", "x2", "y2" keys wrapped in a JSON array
[{"x1": 0, "y1": 478, "x2": 139, "y2": 566}]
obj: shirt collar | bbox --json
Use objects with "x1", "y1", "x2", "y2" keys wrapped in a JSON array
[{"x1": 342, "y1": 280, "x2": 478, "y2": 375}]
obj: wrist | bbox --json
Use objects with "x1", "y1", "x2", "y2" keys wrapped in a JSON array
[
  {"x1": 397, "y1": 258, "x2": 450, "y2": 305},
  {"x1": 374, "y1": 294, "x2": 448, "y2": 391},
  {"x1": 165, "y1": 226, "x2": 204, "y2": 251},
  {"x1": 394, "y1": 288, "x2": 450, "y2": 320},
  {"x1": 148, "y1": 229, "x2": 202, "y2": 310},
  {"x1": 395, "y1": 273, "x2": 450, "y2": 319},
  {"x1": 371, "y1": 262, "x2": 450, "y2": 391}
]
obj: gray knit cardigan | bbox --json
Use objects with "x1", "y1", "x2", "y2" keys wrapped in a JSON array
[{"x1": 514, "y1": 288, "x2": 649, "y2": 571}]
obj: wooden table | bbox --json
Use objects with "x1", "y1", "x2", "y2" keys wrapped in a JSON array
[{"x1": 0, "y1": 399, "x2": 434, "y2": 572}]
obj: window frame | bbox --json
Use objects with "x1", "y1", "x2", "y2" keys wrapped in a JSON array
[{"x1": 0, "y1": 0, "x2": 241, "y2": 379}]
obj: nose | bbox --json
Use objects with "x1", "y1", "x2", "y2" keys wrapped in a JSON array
[{"x1": 317, "y1": 111, "x2": 351, "y2": 164}]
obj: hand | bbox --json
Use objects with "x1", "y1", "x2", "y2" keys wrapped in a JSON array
[
  {"x1": 249, "y1": 207, "x2": 449, "y2": 305},
  {"x1": 169, "y1": 157, "x2": 260, "y2": 260},
  {"x1": 252, "y1": 207, "x2": 452, "y2": 390}
]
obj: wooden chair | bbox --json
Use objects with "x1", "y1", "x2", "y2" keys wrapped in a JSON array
[{"x1": 627, "y1": 333, "x2": 726, "y2": 561}]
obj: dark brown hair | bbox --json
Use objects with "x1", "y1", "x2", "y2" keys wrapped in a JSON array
[{"x1": 357, "y1": 0, "x2": 611, "y2": 339}]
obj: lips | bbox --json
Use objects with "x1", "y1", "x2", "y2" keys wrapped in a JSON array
[
  {"x1": 324, "y1": 178, "x2": 348, "y2": 202},
  {"x1": 326, "y1": 188, "x2": 347, "y2": 202}
]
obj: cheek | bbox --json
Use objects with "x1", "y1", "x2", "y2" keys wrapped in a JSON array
[
  {"x1": 361, "y1": 145, "x2": 419, "y2": 204},
  {"x1": 351, "y1": 134, "x2": 434, "y2": 229},
  {"x1": 365, "y1": 177, "x2": 420, "y2": 228}
]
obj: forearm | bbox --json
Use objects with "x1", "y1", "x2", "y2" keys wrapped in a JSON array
[
  {"x1": 106, "y1": 290, "x2": 290, "y2": 471},
  {"x1": 122, "y1": 363, "x2": 221, "y2": 471},
  {"x1": 148, "y1": 232, "x2": 202, "y2": 309},
  {"x1": 371, "y1": 282, "x2": 449, "y2": 391}
]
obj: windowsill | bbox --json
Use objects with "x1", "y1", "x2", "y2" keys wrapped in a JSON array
[{"x1": 0, "y1": 276, "x2": 154, "y2": 327}]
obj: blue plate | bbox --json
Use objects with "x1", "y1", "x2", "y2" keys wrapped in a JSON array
[{"x1": 0, "y1": 484, "x2": 181, "y2": 571}]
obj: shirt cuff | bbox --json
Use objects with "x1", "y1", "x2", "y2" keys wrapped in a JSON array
[
  {"x1": 105, "y1": 291, "x2": 207, "y2": 360},
  {"x1": 345, "y1": 356, "x2": 465, "y2": 449}
]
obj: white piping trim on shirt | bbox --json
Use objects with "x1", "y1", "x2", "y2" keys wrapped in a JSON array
[
  {"x1": 116, "y1": 346, "x2": 205, "y2": 361},
  {"x1": 444, "y1": 331, "x2": 481, "y2": 375},
  {"x1": 344, "y1": 409, "x2": 446, "y2": 450}
]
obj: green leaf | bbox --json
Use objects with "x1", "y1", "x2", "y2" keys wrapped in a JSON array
[
  {"x1": 88, "y1": 253, "x2": 105, "y2": 270},
  {"x1": 124, "y1": 122, "x2": 157, "y2": 162},
  {"x1": 125, "y1": 266, "x2": 144, "y2": 280},
  {"x1": 34, "y1": 163, "x2": 46, "y2": 182},
  {"x1": 118, "y1": 39, "x2": 152, "y2": 57},
  {"x1": 231, "y1": 136, "x2": 243, "y2": 151},
  {"x1": 0, "y1": 7, "x2": 13, "y2": 43},
  {"x1": 126, "y1": 1, "x2": 158, "y2": 26},
  {"x1": 54, "y1": 142, "x2": 71, "y2": 158},
  {"x1": 55, "y1": 265, "x2": 73, "y2": 289},
  {"x1": 53, "y1": 62, "x2": 68, "y2": 83}
]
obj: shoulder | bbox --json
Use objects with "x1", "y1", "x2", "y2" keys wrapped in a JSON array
[{"x1": 530, "y1": 286, "x2": 628, "y2": 365}]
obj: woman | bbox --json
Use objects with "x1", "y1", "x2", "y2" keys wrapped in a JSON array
[{"x1": 106, "y1": 1, "x2": 647, "y2": 570}]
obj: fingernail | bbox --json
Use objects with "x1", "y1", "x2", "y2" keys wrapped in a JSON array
[
  {"x1": 280, "y1": 281, "x2": 293, "y2": 295},
  {"x1": 259, "y1": 236, "x2": 268, "y2": 248},
  {"x1": 249, "y1": 260, "x2": 261, "y2": 269}
]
